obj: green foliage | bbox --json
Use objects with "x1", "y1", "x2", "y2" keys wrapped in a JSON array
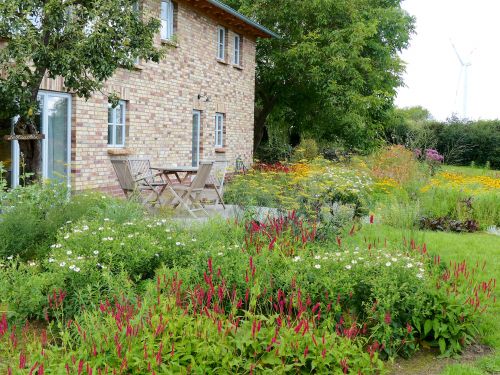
[
  {"x1": 222, "y1": 0, "x2": 415, "y2": 151},
  {"x1": 386, "y1": 109, "x2": 500, "y2": 168},
  {"x1": 0, "y1": 0, "x2": 165, "y2": 173},
  {"x1": 292, "y1": 138, "x2": 319, "y2": 162},
  {"x1": 0, "y1": 288, "x2": 383, "y2": 374},
  {"x1": 226, "y1": 158, "x2": 374, "y2": 220},
  {"x1": 0, "y1": 183, "x2": 145, "y2": 260},
  {"x1": 0, "y1": 259, "x2": 64, "y2": 321}
]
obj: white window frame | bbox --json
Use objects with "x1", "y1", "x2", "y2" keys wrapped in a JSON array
[
  {"x1": 233, "y1": 34, "x2": 241, "y2": 65},
  {"x1": 161, "y1": 0, "x2": 174, "y2": 41},
  {"x1": 215, "y1": 113, "x2": 224, "y2": 147},
  {"x1": 217, "y1": 27, "x2": 226, "y2": 60},
  {"x1": 108, "y1": 101, "x2": 126, "y2": 148}
]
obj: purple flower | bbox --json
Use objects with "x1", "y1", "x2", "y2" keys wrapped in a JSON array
[{"x1": 425, "y1": 149, "x2": 444, "y2": 163}]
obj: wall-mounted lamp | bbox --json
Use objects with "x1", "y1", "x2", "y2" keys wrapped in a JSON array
[{"x1": 197, "y1": 93, "x2": 211, "y2": 102}]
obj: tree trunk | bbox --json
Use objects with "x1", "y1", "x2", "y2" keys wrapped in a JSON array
[
  {"x1": 13, "y1": 70, "x2": 46, "y2": 181},
  {"x1": 254, "y1": 97, "x2": 276, "y2": 151},
  {"x1": 14, "y1": 119, "x2": 42, "y2": 181}
]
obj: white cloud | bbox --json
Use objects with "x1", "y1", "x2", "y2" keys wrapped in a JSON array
[{"x1": 396, "y1": 0, "x2": 500, "y2": 121}]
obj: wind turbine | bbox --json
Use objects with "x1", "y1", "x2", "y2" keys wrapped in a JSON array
[{"x1": 451, "y1": 41, "x2": 474, "y2": 119}]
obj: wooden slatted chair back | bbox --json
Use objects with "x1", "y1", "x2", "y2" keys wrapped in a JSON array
[
  {"x1": 190, "y1": 161, "x2": 213, "y2": 191},
  {"x1": 111, "y1": 159, "x2": 136, "y2": 191},
  {"x1": 128, "y1": 159, "x2": 155, "y2": 184}
]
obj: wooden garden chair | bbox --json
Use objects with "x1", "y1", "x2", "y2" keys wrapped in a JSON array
[
  {"x1": 111, "y1": 159, "x2": 168, "y2": 206},
  {"x1": 170, "y1": 161, "x2": 214, "y2": 217},
  {"x1": 201, "y1": 160, "x2": 228, "y2": 209}
]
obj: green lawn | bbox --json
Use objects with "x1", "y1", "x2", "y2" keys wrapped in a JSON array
[
  {"x1": 344, "y1": 224, "x2": 500, "y2": 374},
  {"x1": 443, "y1": 165, "x2": 499, "y2": 177}
]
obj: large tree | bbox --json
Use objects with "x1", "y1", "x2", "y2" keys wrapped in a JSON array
[
  {"x1": 0, "y1": 0, "x2": 164, "y2": 177},
  {"x1": 223, "y1": 0, "x2": 415, "y2": 151}
]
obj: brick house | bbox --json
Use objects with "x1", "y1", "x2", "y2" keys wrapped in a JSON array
[{"x1": 2, "y1": 0, "x2": 276, "y2": 193}]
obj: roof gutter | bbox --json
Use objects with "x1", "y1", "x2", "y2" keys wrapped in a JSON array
[{"x1": 206, "y1": 0, "x2": 279, "y2": 38}]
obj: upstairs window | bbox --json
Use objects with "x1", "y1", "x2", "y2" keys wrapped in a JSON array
[
  {"x1": 161, "y1": 0, "x2": 175, "y2": 40},
  {"x1": 108, "y1": 101, "x2": 126, "y2": 147},
  {"x1": 233, "y1": 34, "x2": 241, "y2": 66},
  {"x1": 217, "y1": 27, "x2": 226, "y2": 61},
  {"x1": 215, "y1": 113, "x2": 224, "y2": 147}
]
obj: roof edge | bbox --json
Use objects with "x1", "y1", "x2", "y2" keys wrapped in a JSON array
[{"x1": 206, "y1": 0, "x2": 279, "y2": 38}]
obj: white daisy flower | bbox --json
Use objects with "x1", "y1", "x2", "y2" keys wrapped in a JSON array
[
  {"x1": 66, "y1": 250, "x2": 72, "y2": 255},
  {"x1": 391, "y1": 257, "x2": 398, "y2": 262},
  {"x1": 69, "y1": 265, "x2": 75, "y2": 270},
  {"x1": 416, "y1": 273, "x2": 424, "y2": 279},
  {"x1": 386, "y1": 262, "x2": 392, "y2": 267},
  {"x1": 74, "y1": 267, "x2": 80, "y2": 273},
  {"x1": 64, "y1": 234, "x2": 70, "y2": 239},
  {"x1": 218, "y1": 252, "x2": 224, "y2": 256},
  {"x1": 345, "y1": 265, "x2": 352, "y2": 270},
  {"x1": 406, "y1": 263, "x2": 413, "y2": 268},
  {"x1": 351, "y1": 260, "x2": 357, "y2": 264},
  {"x1": 293, "y1": 256, "x2": 301, "y2": 262},
  {"x1": 314, "y1": 255, "x2": 321, "y2": 260},
  {"x1": 192, "y1": 239, "x2": 197, "y2": 242},
  {"x1": 59, "y1": 262, "x2": 66, "y2": 267},
  {"x1": 176, "y1": 242, "x2": 182, "y2": 246},
  {"x1": 314, "y1": 264, "x2": 321, "y2": 269},
  {"x1": 48, "y1": 258, "x2": 55, "y2": 263},
  {"x1": 93, "y1": 251, "x2": 99, "y2": 255},
  {"x1": 104, "y1": 218, "x2": 110, "y2": 222},
  {"x1": 7, "y1": 255, "x2": 13, "y2": 260}
]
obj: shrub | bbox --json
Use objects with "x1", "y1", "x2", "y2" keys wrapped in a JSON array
[
  {"x1": 0, "y1": 183, "x2": 145, "y2": 261},
  {"x1": 292, "y1": 138, "x2": 319, "y2": 161},
  {"x1": 254, "y1": 139, "x2": 293, "y2": 163},
  {"x1": 369, "y1": 145, "x2": 426, "y2": 186}
]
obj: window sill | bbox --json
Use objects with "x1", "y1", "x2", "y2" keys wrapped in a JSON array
[
  {"x1": 107, "y1": 148, "x2": 133, "y2": 156},
  {"x1": 161, "y1": 39, "x2": 178, "y2": 48},
  {"x1": 232, "y1": 64, "x2": 243, "y2": 70},
  {"x1": 216, "y1": 59, "x2": 229, "y2": 65}
]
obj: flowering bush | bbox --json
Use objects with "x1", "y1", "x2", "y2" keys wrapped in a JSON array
[{"x1": 226, "y1": 158, "x2": 373, "y2": 225}]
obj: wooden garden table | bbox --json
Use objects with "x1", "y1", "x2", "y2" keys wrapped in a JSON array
[{"x1": 151, "y1": 166, "x2": 199, "y2": 185}]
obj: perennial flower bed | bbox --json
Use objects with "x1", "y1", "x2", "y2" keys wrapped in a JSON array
[{"x1": 0, "y1": 213, "x2": 496, "y2": 373}]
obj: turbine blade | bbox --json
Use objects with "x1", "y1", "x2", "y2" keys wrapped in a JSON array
[{"x1": 450, "y1": 41, "x2": 465, "y2": 66}]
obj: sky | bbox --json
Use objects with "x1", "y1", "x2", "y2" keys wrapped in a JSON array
[{"x1": 396, "y1": 0, "x2": 500, "y2": 121}]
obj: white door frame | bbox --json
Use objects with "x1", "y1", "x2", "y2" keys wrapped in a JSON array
[
  {"x1": 11, "y1": 91, "x2": 72, "y2": 188},
  {"x1": 192, "y1": 110, "x2": 201, "y2": 167}
]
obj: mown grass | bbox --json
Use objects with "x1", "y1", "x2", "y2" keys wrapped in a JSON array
[
  {"x1": 444, "y1": 165, "x2": 499, "y2": 177},
  {"x1": 343, "y1": 224, "x2": 500, "y2": 374}
]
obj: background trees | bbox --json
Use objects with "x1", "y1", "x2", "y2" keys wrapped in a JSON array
[
  {"x1": 222, "y1": 0, "x2": 415, "y2": 153},
  {"x1": 0, "y1": 0, "x2": 164, "y2": 176}
]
